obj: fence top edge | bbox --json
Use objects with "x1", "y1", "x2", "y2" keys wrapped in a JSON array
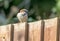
[
  {"x1": 44, "y1": 17, "x2": 58, "y2": 21},
  {"x1": 0, "y1": 17, "x2": 58, "y2": 26},
  {"x1": 0, "y1": 24, "x2": 12, "y2": 27}
]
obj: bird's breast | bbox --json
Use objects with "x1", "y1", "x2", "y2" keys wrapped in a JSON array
[{"x1": 17, "y1": 13, "x2": 28, "y2": 19}]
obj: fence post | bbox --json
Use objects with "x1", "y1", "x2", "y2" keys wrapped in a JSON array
[
  {"x1": 10, "y1": 24, "x2": 14, "y2": 41},
  {"x1": 40, "y1": 20, "x2": 45, "y2": 41},
  {"x1": 58, "y1": 17, "x2": 60, "y2": 41},
  {"x1": 25, "y1": 22, "x2": 29, "y2": 41}
]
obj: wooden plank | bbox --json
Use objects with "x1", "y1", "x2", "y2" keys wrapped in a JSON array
[
  {"x1": 13, "y1": 22, "x2": 26, "y2": 41},
  {"x1": 0, "y1": 24, "x2": 11, "y2": 41},
  {"x1": 28, "y1": 21, "x2": 41, "y2": 41},
  {"x1": 58, "y1": 18, "x2": 60, "y2": 41},
  {"x1": 44, "y1": 17, "x2": 58, "y2": 41}
]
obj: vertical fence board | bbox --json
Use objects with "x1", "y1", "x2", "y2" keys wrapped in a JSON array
[
  {"x1": 44, "y1": 18, "x2": 58, "y2": 41},
  {"x1": 28, "y1": 21, "x2": 41, "y2": 41},
  {"x1": 58, "y1": 18, "x2": 60, "y2": 41},
  {"x1": 13, "y1": 22, "x2": 26, "y2": 41},
  {"x1": 0, "y1": 24, "x2": 11, "y2": 41}
]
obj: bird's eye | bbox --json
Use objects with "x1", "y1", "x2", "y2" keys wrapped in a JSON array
[{"x1": 22, "y1": 14, "x2": 26, "y2": 16}]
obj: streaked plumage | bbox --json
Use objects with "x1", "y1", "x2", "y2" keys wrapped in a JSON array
[{"x1": 17, "y1": 9, "x2": 28, "y2": 23}]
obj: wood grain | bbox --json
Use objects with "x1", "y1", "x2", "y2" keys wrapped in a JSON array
[
  {"x1": 28, "y1": 21, "x2": 41, "y2": 41},
  {"x1": 0, "y1": 24, "x2": 11, "y2": 41},
  {"x1": 13, "y1": 22, "x2": 26, "y2": 41},
  {"x1": 44, "y1": 17, "x2": 58, "y2": 41}
]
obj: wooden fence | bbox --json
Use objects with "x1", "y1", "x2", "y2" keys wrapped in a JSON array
[{"x1": 0, "y1": 17, "x2": 60, "y2": 41}]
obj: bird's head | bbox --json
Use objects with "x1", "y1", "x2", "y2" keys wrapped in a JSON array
[{"x1": 19, "y1": 9, "x2": 28, "y2": 14}]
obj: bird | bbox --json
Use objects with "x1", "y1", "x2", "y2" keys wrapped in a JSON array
[{"x1": 17, "y1": 9, "x2": 28, "y2": 23}]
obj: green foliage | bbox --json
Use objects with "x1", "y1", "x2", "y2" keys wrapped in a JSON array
[
  {"x1": 30, "y1": 0, "x2": 56, "y2": 19},
  {"x1": 0, "y1": 0, "x2": 60, "y2": 25},
  {"x1": 13, "y1": 0, "x2": 23, "y2": 5}
]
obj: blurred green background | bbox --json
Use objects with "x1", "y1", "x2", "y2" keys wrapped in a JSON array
[{"x1": 0, "y1": 0, "x2": 60, "y2": 25}]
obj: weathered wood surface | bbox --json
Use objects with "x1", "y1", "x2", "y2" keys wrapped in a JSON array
[
  {"x1": 44, "y1": 17, "x2": 58, "y2": 41},
  {"x1": 28, "y1": 21, "x2": 41, "y2": 41},
  {"x1": 13, "y1": 23, "x2": 26, "y2": 41},
  {"x1": 0, "y1": 17, "x2": 59, "y2": 41},
  {"x1": 0, "y1": 24, "x2": 11, "y2": 41}
]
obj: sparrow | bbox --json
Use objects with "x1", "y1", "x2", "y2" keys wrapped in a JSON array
[{"x1": 17, "y1": 9, "x2": 28, "y2": 23}]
